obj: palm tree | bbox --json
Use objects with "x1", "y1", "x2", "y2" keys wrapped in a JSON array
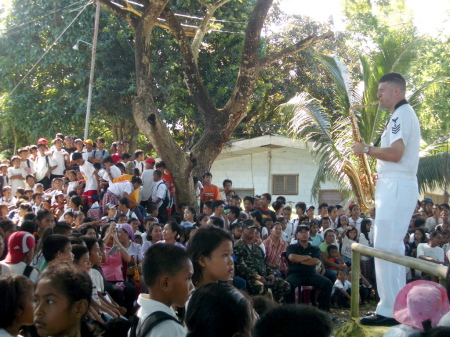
[{"x1": 279, "y1": 36, "x2": 449, "y2": 205}]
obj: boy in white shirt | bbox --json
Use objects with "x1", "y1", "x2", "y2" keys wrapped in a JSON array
[
  {"x1": 137, "y1": 244, "x2": 193, "y2": 337},
  {"x1": 331, "y1": 270, "x2": 352, "y2": 308}
]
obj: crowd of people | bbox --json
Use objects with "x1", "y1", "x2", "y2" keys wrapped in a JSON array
[{"x1": 0, "y1": 134, "x2": 449, "y2": 337}]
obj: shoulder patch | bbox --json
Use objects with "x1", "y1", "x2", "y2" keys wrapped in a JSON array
[{"x1": 391, "y1": 117, "x2": 401, "y2": 134}]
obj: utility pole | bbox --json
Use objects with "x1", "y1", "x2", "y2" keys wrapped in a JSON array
[{"x1": 83, "y1": 0, "x2": 100, "y2": 140}]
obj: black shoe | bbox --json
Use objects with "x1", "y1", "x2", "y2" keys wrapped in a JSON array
[{"x1": 360, "y1": 314, "x2": 399, "y2": 326}]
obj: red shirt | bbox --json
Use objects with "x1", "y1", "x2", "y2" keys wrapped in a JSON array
[{"x1": 201, "y1": 185, "x2": 220, "y2": 202}]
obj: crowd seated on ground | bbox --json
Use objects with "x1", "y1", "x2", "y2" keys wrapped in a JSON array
[{"x1": 0, "y1": 134, "x2": 449, "y2": 337}]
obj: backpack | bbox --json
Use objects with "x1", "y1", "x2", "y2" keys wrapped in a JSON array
[
  {"x1": 23, "y1": 265, "x2": 35, "y2": 278},
  {"x1": 157, "y1": 182, "x2": 170, "y2": 208},
  {"x1": 129, "y1": 311, "x2": 181, "y2": 337}
]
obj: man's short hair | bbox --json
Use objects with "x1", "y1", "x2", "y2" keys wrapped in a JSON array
[
  {"x1": 96, "y1": 137, "x2": 105, "y2": 143},
  {"x1": 327, "y1": 205, "x2": 337, "y2": 213},
  {"x1": 327, "y1": 244, "x2": 338, "y2": 254},
  {"x1": 155, "y1": 161, "x2": 167, "y2": 169},
  {"x1": 243, "y1": 196, "x2": 254, "y2": 204},
  {"x1": 336, "y1": 205, "x2": 343, "y2": 211},
  {"x1": 209, "y1": 216, "x2": 224, "y2": 229},
  {"x1": 319, "y1": 202, "x2": 328, "y2": 209},
  {"x1": 72, "y1": 152, "x2": 83, "y2": 161},
  {"x1": 134, "y1": 150, "x2": 144, "y2": 158},
  {"x1": 295, "y1": 202, "x2": 306, "y2": 212},
  {"x1": 414, "y1": 218, "x2": 426, "y2": 228},
  {"x1": 102, "y1": 156, "x2": 114, "y2": 164},
  {"x1": 153, "y1": 170, "x2": 163, "y2": 178},
  {"x1": 284, "y1": 205, "x2": 292, "y2": 212},
  {"x1": 211, "y1": 200, "x2": 225, "y2": 210},
  {"x1": 262, "y1": 193, "x2": 272, "y2": 202},
  {"x1": 142, "y1": 244, "x2": 190, "y2": 287},
  {"x1": 228, "y1": 206, "x2": 240, "y2": 218},
  {"x1": 121, "y1": 153, "x2": 131, "y2": 160},
  {"x1": 203, "y1": 201, "x2": 213, "y2": 210},
  {"x1": 379, "y1": 72, "x2": 406, "y2": 92},
  {"x1": 203, "y1": 172, "x2": 212, "y2": 179},
  {"x1": 320, "y1": 217, "x2": 330, "y2": 224},
  {"x1": 222, "y1": 179, "x2": 232, "y2": 187},
  {"x1": 272, "y1": 201, "x2": 283, "y2": 212},
  {"x1": 253, "y1": 304, "x2": 332, "y2": 337}
]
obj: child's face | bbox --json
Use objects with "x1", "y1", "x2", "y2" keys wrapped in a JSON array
[
  {"x1": 330, "y1": 249, "x2": 339, "y2": 258},
  {"x1": 77, "y1": 252, "x2": 91, "y2": 272},
  {"x1": 56, "y1": 243, "x2": 74, "y2": 262},
  {"x1": 168, "y1": 259, "x2": 194, "y2": 307},
  {"x1": 130, "y1": 220, "x2": 139, "y2": 232},
  {"x1": 89, "y1": 243, "x2": 102, "y2": 266},
  {"x1": 337, "y1": 271, "x2": 347, "y2": 282},
  {"x1": 321, "y1": 220, "x2": 330, "y2": 230},
  {"x1": 85, "y1": 228, "x2": 97, "y2": 238},
  {"x1": 134, "y1": 237, "x2": 143, "y2": 245},
  {"x1": 12, "y1": 159, "x2": 20, "y2": 168},
  {"x1": 201, "y1": 240, "x2": 234, "y2": 283},
  {"x1": 34, "y1": 278, "x2": 82, "y2": 337},
  {"x1": 117, "y1": 216, "x2": 127, "y2": 224}
]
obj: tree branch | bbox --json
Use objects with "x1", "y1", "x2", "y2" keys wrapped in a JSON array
[
  {"x1": 98, "y1": 0, "x2": 139, "y2": 29},
  {"x1": 257, "y1": 31, "x2": 334, "y2": 71},
  {"x1": 223, "y1": 0, "x2": 273, "y2": 114},
  {"x1": 161, "y1": 7, "x2": 218, "y2": 120},
  {"x1": 191, "y1": 0, "x2": 233, "y2": 60}
]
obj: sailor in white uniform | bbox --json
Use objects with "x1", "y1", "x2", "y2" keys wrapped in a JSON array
[{"x1": 352, "y1": 73, "x2": 420, "y2": 326}]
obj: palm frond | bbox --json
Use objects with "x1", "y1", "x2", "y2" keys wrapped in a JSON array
[
  {"x1": 408, "y1": 77, "x2": 450, "y2": 109},
  {"x1": 315, "y1": 54, "x2": 352, "y2": 111},
  {"x1": 417, "y1": 151, "x2": 450, "y2": 194}
]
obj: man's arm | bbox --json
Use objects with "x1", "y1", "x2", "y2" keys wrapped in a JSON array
[
  {"x1": 288, "y1": 253, "x2": 320, "y2": 266},
  {"x1": 352, "y1": 139, "x2": 405, "y2": 163}
]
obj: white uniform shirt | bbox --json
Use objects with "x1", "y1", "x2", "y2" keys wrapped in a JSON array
[
  {"x1": 51, "y1": 149, "x2": 68, "y2": 175},
  {"x1": 140, "y1": 169, "x2": 155, "y2": 201},
  {"x1": 79, "y1": 161, "x2": 97, "y2": 191},
  {"x1": 20, "y1": 158, "x2": 36, "y2": 175},
  {"x1": 417, "y1": 243, "x2": 444, "y2": 263},
  {"x1": 35, "y1": 154, "x2": 57, "y2": 182},
  {"x1": 151, "y1": 180, "x2": 168, "y2": 209},
  {"x1": 102, "y1": 165, "x2": 121, "y2": 183},
  {"x1": 108, "y1": 181, "x2": 134, "y2": 198},
  {"x1": 377, "y1": 103, "x2": 420, "y2": 177}
]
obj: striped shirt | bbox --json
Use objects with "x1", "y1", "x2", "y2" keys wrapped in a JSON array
[{"x1": 263, "y1": 236, "x2": 288, "y2": 271}]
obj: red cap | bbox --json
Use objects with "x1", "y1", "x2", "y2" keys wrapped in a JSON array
[
  {"x1": 37, "y1": 138, "x2": 48, "y2": 146},
  {"x1": 145, "y1": 158, "x2": 155, "y2": 165},
  {"x1": 4, "y1": 231, "x2": 35, "y2": 264}
]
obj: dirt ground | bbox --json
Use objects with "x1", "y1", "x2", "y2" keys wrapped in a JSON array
[{"x1": 330, "y1": 302, "x2": 378, "y2": 335}]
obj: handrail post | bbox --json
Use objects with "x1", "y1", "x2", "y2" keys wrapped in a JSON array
[{"x1": 351, "y1": 249, "x2": 360, "y2": 318}]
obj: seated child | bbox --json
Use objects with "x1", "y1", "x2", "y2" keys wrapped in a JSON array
[
  {"x1": 135, "y1": 244, "x2": 193, "y2": 337},
  {"x1": 4, "y1": 231, "x2": 39, "y2": 283},
  {"x1": 327, "y1": 245, "x2": 346, "y2": 270},
  {"x1": 331, "y1": 270, "x2": 352, "y2": 308}
]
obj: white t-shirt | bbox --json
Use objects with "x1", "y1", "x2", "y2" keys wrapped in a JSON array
[
  {"x1": 89, "y1": 268, "x2": 104, "y2": 302},
  {"x1": 134, "y1": 160, "x2": 145, "y2": 175},
  {"x1": 35, "y1": 154, "x2": 57, "y2": 182},
  {"x1": 417, "y1": 243, "x2": 445, "y2": 263},
  {"x1": 151, "y1": 181, "x2": 168, "y2": 209},
  {"x1": 20, "y1": 158, "x2": 35, "y2": 175},
  {"x1": 340, "y1": 236, "x2": 355, "y2": 260},
  {"x1": 140, "y1": 169, "x2": 154, "y2": 201},
  {"x1": 108, "y1": 181, "x2": 134, "y2": 198},
  {"x1": 51, "y1": 149, "x2": 68, "y2": 175},
  {"x1": 7, "y1": 167, "x2": 26, "y2": 194},
  {"x1": 102, "y1": 165, "x2": 121, "y2": 183},
  {"x1": 377, "y1": 103, "x2": 421, "y2": 177},
  {"x1": 7, "y1": 261, "x2": 39, "y2": 284},
  {"x1": 333, "y1": 279, "x2": 352, "y2": 295},
  {"x1": 425, "y1": 217, "x2": 443, "y2": 232},
  {"x1": 79, "y1": 161, "x2": 97, "y2": 191},
  {"x1": 136, "y1": 295, "x2": 185, "y2": 337}
]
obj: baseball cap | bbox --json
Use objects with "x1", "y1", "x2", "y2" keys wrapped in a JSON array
[
  {"x1": 52, "y1": 138, "x2": 63, "y2": 144},
  {"x1": 305, "y1": 205, "x2": 315, "y2": 211},
  {"x1": 145, "y1": 157, "x2": 155, "y2": 165},
  {"x1": 4, "y1": 231, "x2": 36, "y2": 264},
  {"x1": 295, "y1": 225, "x2": 310, "y2": 233},
  {"x1": 37, "y1": 138, "x2": 47, "y2": 146},
  {"x1": 74, "y1": 138, "x2": 83, "y2": 143},
  {"x1": 82, "y1": 139, "x2": 94, "y2": 145},
  {"x1": 240, "y1": 219, "x2": 257, "y2": 229}
]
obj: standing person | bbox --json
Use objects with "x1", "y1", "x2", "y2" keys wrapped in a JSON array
[
  {"x1": 50, "y1": 138, "x2": 69, "y2": 180},
  {"x1": 140, "y1": 157, "x2": 155, "y2": 208},
  {"x1": 72, "y1": 152, "x2": 98, "y2": 208},
  {"x1": 151, "y1": 170, "x2": 169, "y2": 224},
  {"x1": 35, "y1": 142, "x2": 57, "y2": 190},
  {"x1": 353, "y1": 73, "x2": 420, "y2": 326},
  {"x1": 201, "y1": 172, "x2": 221, "y2": 204}
]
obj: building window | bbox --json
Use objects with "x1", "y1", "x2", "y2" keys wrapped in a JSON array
[
  {"x1": 319, "y1": 190, "x2": 343, "y2": 206},
  {"x1": 272, "y1": 175, "x2": 298, "y2": 195}
]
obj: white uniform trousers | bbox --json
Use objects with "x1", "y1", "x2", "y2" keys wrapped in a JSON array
[{"x1": 373, "y1": 176, "x2": 417, "y2": 318}]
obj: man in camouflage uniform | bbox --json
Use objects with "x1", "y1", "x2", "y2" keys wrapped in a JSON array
[{"x1": 234, "y1": 220, "x2": 290, "y2": 303}]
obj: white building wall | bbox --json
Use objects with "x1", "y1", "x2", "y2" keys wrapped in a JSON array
[{"x1": 210, "y1": 146, "x2": 341, "y2": 208}]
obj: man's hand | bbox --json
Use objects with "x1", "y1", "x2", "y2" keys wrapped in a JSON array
[
  {"x1": 266, "y1": 274, "x2": 275, "y2": 284},
  {"x1": 351, "y1": 141, "x2": 367, "y2": 155}
]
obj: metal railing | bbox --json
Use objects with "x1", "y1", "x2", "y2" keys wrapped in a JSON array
[{"x1": 350, "y1": 243, "x2": 448, "y2": 318}]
